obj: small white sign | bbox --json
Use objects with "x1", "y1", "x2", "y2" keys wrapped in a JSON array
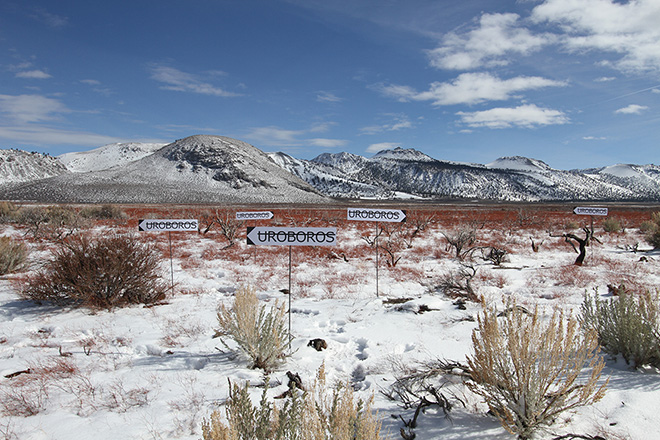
[
  {"x1": 347, "y1": 208, "x2": 406, "y2": 223},
  {"x1": 236, "y1": 211, "x2": 274, "y2": 220},
  {"x1": 139, "y1": 219, "x2": 199, "y2": 232},
  {"x1": 247, "y1": 227, "x2": 337, "y2": 246},
  {"x1": 573, "y1": 207, "x2": 608, "y2": 216}
]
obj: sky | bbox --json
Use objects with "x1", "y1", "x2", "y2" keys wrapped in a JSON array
[{"x1": 0, "y1": 0, "x2": 659, "y2": 170}]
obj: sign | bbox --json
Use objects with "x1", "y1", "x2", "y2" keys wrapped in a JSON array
[
  {"x1": 247, "y1": 226, "x2": 337, "y2": 246},
  {"x1": 139, "y1": 219, "x2": 199, "y2": 232},
  {"x1": 573, "y1": 207, "x2": 608, "y2": 216},
  {"x1": 236, "y1": 211, "x2": 274, "y2": 220},
  {"x1": 347, "y1": 208, "x2": 406, "y2": 223}
]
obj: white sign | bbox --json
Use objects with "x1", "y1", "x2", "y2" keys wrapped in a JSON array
[
  {"x1": 139, "y1": 219, "x2": 199, "y2": 232},
  {"x1": 573, "y1": 207, "x2": 608, "y2": 216},
  {"x1": 247, "y1": 227, "x2": 337, "y2": 246},
  {"x1": 347, "y1": 208, "x2": 406, "y2": 223},
  {"x1": 236, "y1": 211, "x2": 274, "y2": 220}
]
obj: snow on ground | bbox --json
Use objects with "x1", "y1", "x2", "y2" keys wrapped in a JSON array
[{"x1": 1, "y1": 210, "x2": 660, "y2": 440}]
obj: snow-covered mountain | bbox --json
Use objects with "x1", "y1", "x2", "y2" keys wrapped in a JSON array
[
  {"x1": 0, "y1": 136, "x2": 327, "y2": 204},
  {"x1": 0, "y1": 139, "x2": 658, "y2": 203},
  {"x1": 58, "y1": 142, "x2": 167, "y2": 172},
  {"x1": 275, "y1": 150, "x2": 660, "y2": 202},
  {"x1": 0, "y1": 150, "x2": 69, "y2": 185}
]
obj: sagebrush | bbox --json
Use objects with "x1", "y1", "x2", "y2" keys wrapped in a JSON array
[
  {"x1": 216, "y1": 285, "x2": 288, "y2": 371},
  {"x1": 581, "y1": 288, "x2": 660, "y2": 368},
  {"x1": 202, "y1": 364, "x2": 386, "y2": 440},
  {"x1": 467, "y1": 302, "x2": 608, "y2": 440},
  {"x1": 0, "y1": 236, "x2": 28, "y2": 275},
  {"x1": 21, "y1": 234, "x2": 168, "y2": 309}
]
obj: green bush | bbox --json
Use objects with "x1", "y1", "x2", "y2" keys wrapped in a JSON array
[
  {"x1": 0, "y1": 236, "x2": 28, "y2": 275},
  {"x1": 21, "y1": 234, "x2": 168, "y2": 309},
  {"x1": 581, "y1": 289, "x2": 660, "y2": 368},
  {"x1": 202, "y1": 365, "x2": 385, "y2": 440},
  {"x1": 215, "y1": 286, "x2": 288, "y2": 371},
  {"x1": 467, "y1": 302, "x2": 607, "y2": 440}
]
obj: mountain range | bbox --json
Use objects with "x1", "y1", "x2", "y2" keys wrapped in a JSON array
[{"x1": 0, "y1": 134, "x2": 658, "y2": 203}]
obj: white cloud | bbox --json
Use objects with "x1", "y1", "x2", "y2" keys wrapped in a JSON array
[
  {"x1": 594, "y1": 76, "x2": 616, "y2": 82},
  {"x1": 532, "y1": 0, "x2": 660, "y2": 74},
  {"x1": 427, "y1": 13, "x2": 553, "y2": 70},
  {"x1": 583, "y1": 136, "x2": 607, "y2": 140},
  {"x1": 0, "y1": 94, "x2": 69, "y2": 124},
  {"x1": 457, "y1": 104, "x2": 569, "y2": 129},
  {"x1": 30, "y1": 8, "x2": 68, "y2": 29},
  {"x1": 614, "y1": 104, "x2": 649, "y2": 114},
  {"x1": 149, "y1": 65, "x2": 241, "y2": 97},
  {"x1": 15, "y1": 70, "x2": 52, "y2": 79},
  {"x1": 366, "y1": 142, "x2": 401, "y2": 153},
  {"x1": 379, "y1": 73, "x2": 567, "y2": 106}
]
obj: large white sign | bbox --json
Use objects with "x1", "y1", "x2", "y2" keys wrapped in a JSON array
[
  {"x1": 573, "y1": 207, "x2": 608, "y2": 216},
  {"x1": 139, "y1": 219, "x2": 199, "y2": 232},
  {"x1": 247, "y1": 227, "x2": 337, "y2": 246},
  {"x1": 347, "y1": 208, "x2": 406, "y2": 223},
  {"x1": 236, "y1": 211, "x2": 274, "y2": 220}
]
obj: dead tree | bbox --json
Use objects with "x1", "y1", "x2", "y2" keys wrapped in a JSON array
[{"x1": 552, "y1": 224, "x2": 601, "y2": 266}]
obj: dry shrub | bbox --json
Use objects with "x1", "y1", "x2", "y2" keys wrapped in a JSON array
[
  {"x1": 216, "y1": 285, "x2": 288, "y2": 371},
  {"x1": 202, "y1": 364, "x2": 386, "y2": 440},
  {"x1": 644, "y1": 212, "x2": 660, "y2": 249},
  {"x1": 79, "y1": 204, "x2": 126, "y2": 220},
  {"x1": 21, "y1": 234, "x2": 168, "y2": 309},
  {"x1": 467, "y1": 302, "x2": 607, "y2": 440},
  {"x1": 581, "y1": 289, "x2": 660, "y2": 368},
  {"x1": 0, "y1": 236, "x2": 28, "y2": 275}
]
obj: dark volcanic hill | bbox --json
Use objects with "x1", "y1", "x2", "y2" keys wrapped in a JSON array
[{"x1": 0, "y1": 135, "x2": 328, "y2": 204}]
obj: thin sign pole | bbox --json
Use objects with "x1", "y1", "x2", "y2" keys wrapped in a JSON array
[
  {"x1": 375, "y1": 222, "x2": 379, "y2": 298},
  {"x1": 168, "y1": 231, "x2": 174, "y2": 295},
  {"x1": 288, "y1": 245, "x2": 292, "y2": 350}
]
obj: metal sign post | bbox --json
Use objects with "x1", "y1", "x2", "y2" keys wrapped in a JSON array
[
  {"x1": 139, "y1": 219, "x2": 198, "y2": 294},
  {"x1": 346, "y1": 208, "x2": 406, "y2": 297},
  {"x1": 247, "y1": 226, "x2": 337, "y2": 349}
]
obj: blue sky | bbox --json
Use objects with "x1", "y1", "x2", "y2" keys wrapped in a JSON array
[{"x1": 1, "y1": 0, "x2": 659, "y2": 169}]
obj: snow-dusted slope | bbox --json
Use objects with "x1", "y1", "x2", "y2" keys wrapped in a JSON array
[
  {"x1": 0, "y1": 136, "x2": 328, "y2": 204},
  {"x1": 0, "y1": 150, "x2": 69, "y2": 185},
  {"x1": 59, "y1": 142, "x2": 167, "y2": 172}
]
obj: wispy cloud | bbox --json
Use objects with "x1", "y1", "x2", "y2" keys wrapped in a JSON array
[
  {"x1": 30, "y1": 8, "x2": 68, "y2": 29},
  {"x1": 0, "y1": 94, "x2": 69, "y2": 124},
  {"x1": 316, "y1": 91, "x2": 343, "y2": 103},
  {"x1": 427, "y1": 13, "x2": 553, "y2": 70},
  {"x1": 360, "y1": 114, "x2": 413, "y2": 135},
  {"x1": 15, "y1": 70, "x2": 52, "y2": 79},
  {"x1": 614, "y1": 104, "x2": 649, "y2": 115},
  {"x1": 583, "y1": 136, "x2": 607, "y2": 140},
  {"x1": 457, "y1": 104, "x2": 569, "y2": 129},
  {"x1": 0, "y1": 125, "x2": 123, "y2": 147},
  {"x1": 366, "y1": 142, "x2": 401, "y2": 153},
  {"x1": 378, "y1": 73, "x2": 567, "y2": 106},
  {"x1": 244, "y1": 125, "x2": 346, "y2": 149},
  {"x1": 149, "y1": 65, "x2": 241, "y2": 97}
]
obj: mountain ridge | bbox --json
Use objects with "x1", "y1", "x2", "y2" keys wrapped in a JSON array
[{"x1": 0, "y1": 136, "x2": 658, "y2": 203}]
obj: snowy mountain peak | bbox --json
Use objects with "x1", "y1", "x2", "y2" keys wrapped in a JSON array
[
  {"x1": 486, "y1": 156, "x2": 553, "y2": 172},
  {"x1": 0, "y1": 149, "x2": 69, "y2": 184},
  {"x1": 312, "y1": 151, "x2": 368, "y2": 174},
  {"x1": 371, "y1": 147, "x2": 436, "y2": 163},
  {"x1": 59, "y1": 142, "x2": 167, "y2": 173}
]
